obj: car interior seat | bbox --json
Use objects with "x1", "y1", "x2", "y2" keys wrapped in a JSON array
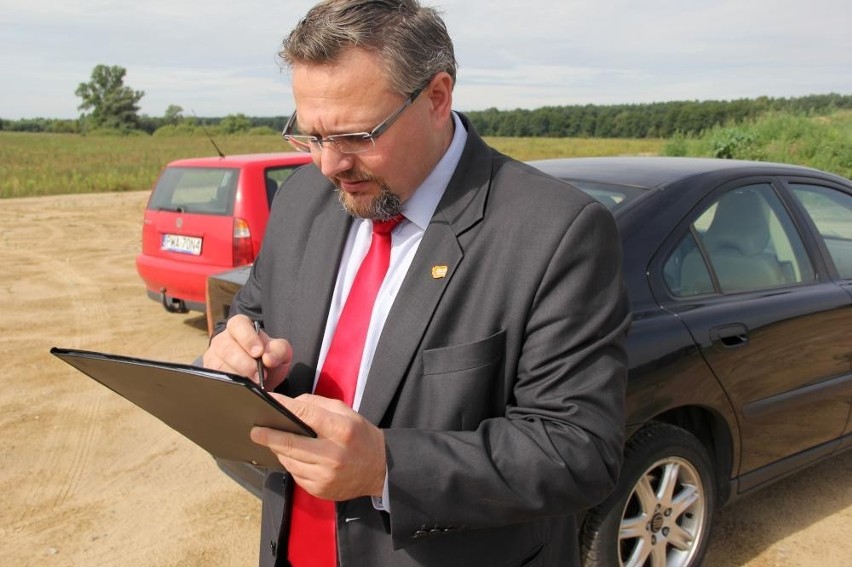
[{"x1": 685, "y1": 190, "x2": 789, "y2": 293}]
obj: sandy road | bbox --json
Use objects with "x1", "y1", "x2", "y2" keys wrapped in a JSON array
[
  {"x1": 0, "y1": 191, "x2": 849, "y2": 566},
  {"x1": 0, "y1": 192, "x2": 258, "y2": 566}
]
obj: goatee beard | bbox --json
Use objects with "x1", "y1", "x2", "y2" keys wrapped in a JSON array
[{"x1": 336, "y1": 182, "x2": 402, "y2": 221}]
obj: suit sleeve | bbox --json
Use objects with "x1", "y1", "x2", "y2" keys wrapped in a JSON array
[{"x1": 383, "y1": 201, "x2": 630, "y2": 548}]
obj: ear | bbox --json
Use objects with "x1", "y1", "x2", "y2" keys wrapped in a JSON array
[{"x1": 425, "y1": 71, "x2": 454, "y2": 124}]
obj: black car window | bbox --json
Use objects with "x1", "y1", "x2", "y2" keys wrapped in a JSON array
[
  {"x1": 149, "y1": 167, "x2": 239, "y2": 215},
  {"x1": 666, "y1": 183, "x2": 814, "y2": 296},
  {"x1": 265, "y1": 166, "x2": 302, "y2": 208},
  {"x1": 789, "y1": 184, "x2": 852, "y2": 279},
  {"x1": 664, "y1": 232, "x2": 714, "y2": 296}
]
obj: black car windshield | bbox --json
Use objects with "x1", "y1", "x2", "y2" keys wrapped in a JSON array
[
  {"x1": 568, "y1": 180, "x2": 645, "y2": 212},
  {"x1": 148, "y1": 167, "x2": 240, "y2": 215}
]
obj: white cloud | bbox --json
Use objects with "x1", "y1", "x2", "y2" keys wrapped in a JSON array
[{"x1": 1, "y1": 0, "x2": 850, "y2": 119}]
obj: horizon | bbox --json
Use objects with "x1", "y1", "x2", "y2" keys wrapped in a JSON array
[{"x1": 4, "y1": 91, "x2": 850, "y2": 123}]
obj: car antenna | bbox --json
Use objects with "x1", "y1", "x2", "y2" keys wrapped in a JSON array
[{"x1": 192, "y1": 109, "x2": 225, "y2": 158}]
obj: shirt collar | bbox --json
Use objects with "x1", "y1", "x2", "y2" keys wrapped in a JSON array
[{"x1": 401, "y1": 112, "x2": 468, "y2": 231}]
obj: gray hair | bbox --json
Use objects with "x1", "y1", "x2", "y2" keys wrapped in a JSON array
[{"x1": 279, "y1": 0, "x2": 457, "y2": 96}]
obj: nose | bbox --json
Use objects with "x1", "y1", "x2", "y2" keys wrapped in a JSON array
[{"x1": 318, "y1": 144, "x2": 355, "y2": 178}]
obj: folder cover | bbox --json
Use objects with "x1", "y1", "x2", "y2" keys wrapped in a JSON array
[{"x1": 50, "y1": 347, "x2": 315, "y2": 470}]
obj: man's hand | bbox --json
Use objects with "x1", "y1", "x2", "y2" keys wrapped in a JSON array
[
  {"x1": 250, "y1": 394, "x2": 387, "y2": 501},
  {"x1": 202, "y1": 314, "x2": 292, "y2": 391}
]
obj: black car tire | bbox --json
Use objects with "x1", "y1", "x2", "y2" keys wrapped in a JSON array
[{"x1": 581, "y1": 422, "x2": 716, "y2": 567}]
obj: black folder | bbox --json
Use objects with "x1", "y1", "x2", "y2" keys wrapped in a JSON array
[{"x1": 50, "y1": 347, "x2": 315, "y2": 470}]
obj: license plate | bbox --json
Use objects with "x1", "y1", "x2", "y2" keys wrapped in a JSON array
[{"x1": 162, "y1": 234, "x2": 202, "y2": 255}]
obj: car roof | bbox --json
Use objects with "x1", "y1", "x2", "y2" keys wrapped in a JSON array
[
  {"x1": 167, "y1": 152, "x2": 311, "y2": 168},
  {"x1": 528, "y1": 156, "x2": 831, "y2": 189}
]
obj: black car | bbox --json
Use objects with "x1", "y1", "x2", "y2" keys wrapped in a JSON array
[{"x1": 206, "y1": 157, "x2": 852, "y2": 567}]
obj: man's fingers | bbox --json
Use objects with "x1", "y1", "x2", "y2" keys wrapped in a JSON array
[
  {"x1": 253, "y1": 395, "x2": 350, "y2": 461},
  {"x1": 206, "y1": 330, "x2": 257, "y2": 378},
  {"x1": 250, "y1": 426, "x2": 327, "y2": 470},
  {"x1": 227, "y1": 314, "x2": 263, "y2": 357},
  {"x1": 205, "y1": 315, "x2": 294, "y2": 388},
  {"x1": 250, "y1": 426, "x2": 297, "y2": 454},
  {"x1": 250, "y1": 425, "x2": 347, "y2": 498},
  {"x1": 252, "y1": 395, "x2": 387, "y2": 500},
  {"x1": 279, "y1": 393, "x2": 351, "y2": 419},
  {"x1": 259, "y1": 339, "x2": 293, "y2": 388}
]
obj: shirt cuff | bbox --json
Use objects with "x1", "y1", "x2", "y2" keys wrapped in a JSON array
[{"x1": 370, "y1": 469, "x2": 391, "y2": 513}]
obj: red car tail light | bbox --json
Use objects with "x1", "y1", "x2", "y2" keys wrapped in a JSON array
[{"x1": 233, "y1": 218, "x2": 254, "y2": 266}]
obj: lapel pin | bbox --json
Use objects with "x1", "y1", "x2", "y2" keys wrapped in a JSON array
[{"x1": 431, "y1": 265, "x2": 448, "y2": 279}]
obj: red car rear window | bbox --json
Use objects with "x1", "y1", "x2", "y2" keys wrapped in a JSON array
[{"x1": 149, "y1": 167, "x2": 240, "y2": 215}]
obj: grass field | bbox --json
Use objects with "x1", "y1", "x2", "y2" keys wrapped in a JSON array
[
  {"x1": 3, "y1": 110, "x2": 851, "y2": 199},
  {"x1": 0, "y1": 132, "x2": 663, "y2": 199},
  {"x1": 0, "y1": 132, "x2": 286, "y2": 199}
]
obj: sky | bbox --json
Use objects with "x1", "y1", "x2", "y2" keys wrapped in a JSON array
[{"x1": 2, "y1": 0, "x2": 851, "y2": 120}]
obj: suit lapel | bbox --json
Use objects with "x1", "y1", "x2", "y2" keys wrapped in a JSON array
[{"x1": 358, "y1": 123, "x2": 495, "y2": 424}]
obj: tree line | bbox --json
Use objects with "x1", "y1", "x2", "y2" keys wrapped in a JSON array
[
  {"x1": 2, "y1": 64, "x2": 850, "y2": 139},
  {"x1": 465, "y1": 93, "x2": 852, "y2": 138}
]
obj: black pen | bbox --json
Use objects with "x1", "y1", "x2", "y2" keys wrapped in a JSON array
[{"x1": 253, "y1": 320, "x2": 265, "y2": 390}]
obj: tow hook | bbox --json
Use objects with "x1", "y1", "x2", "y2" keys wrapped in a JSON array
[{"x1": 160, "y1": 288, "x2": 188, "y2": 313}]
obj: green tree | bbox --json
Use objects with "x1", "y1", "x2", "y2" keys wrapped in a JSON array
[
  {"x1": 163, "y1": 104, "x2": 184, "y2": 125},
  {"x1": 75, "y1": 65, "x2": 144, "y2": 130},
  {"x1": 218, "y1": 113, "x2": 252, "y2": 134}
]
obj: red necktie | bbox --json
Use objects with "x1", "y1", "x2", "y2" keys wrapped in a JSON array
[{"x1": 288, "y1": 215, "x2": 403, "y2": 567}]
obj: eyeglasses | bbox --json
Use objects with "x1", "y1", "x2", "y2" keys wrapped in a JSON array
[{"x1": 282, "y1": 86, "x2": 424, "y2": 155}]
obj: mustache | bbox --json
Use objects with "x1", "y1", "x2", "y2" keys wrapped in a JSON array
[{"x1": 331, "y1": 171, "x2": 379, "y2": 186}]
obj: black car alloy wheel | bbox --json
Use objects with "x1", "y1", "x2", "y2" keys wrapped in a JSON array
[{"x1": 581, "y1": 422, "x2": 716, "y2": 567}]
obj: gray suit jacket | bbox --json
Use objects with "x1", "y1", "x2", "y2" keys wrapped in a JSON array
[{"x1": 230, "y1": 117, "x2": 630, "y2": 567}]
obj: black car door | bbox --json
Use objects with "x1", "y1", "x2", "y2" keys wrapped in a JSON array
[
  {"x1": 784, "y1": 178, "x2": 852, "y2": 445},
  {"x1": 656, "y1": 177, "x2": 852, "y2": 492}
]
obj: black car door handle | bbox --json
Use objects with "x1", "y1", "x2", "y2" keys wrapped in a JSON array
[{"x1": 710, "y1": 323, "x2": 749, "y2": 348}]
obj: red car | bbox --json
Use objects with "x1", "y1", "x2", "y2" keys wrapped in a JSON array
[{"x1": 135, "y1": 152, "x2": 312, "y2": 314}]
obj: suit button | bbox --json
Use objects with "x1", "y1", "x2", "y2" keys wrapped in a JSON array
[
  {"x1": 413, "y1": 529, "x2": 428, "y2": 539},
  {"x1": 270, "y1": 541, "x2": 277, "y2": 557}
]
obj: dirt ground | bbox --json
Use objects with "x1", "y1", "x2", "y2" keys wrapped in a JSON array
[{"x1": 0, "y1": 191, "x2": 849, "y2": 567}]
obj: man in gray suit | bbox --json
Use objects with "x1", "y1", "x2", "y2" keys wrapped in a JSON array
[{"x1": 202, "y1": 1, "x2": 630, "y2": 565}]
